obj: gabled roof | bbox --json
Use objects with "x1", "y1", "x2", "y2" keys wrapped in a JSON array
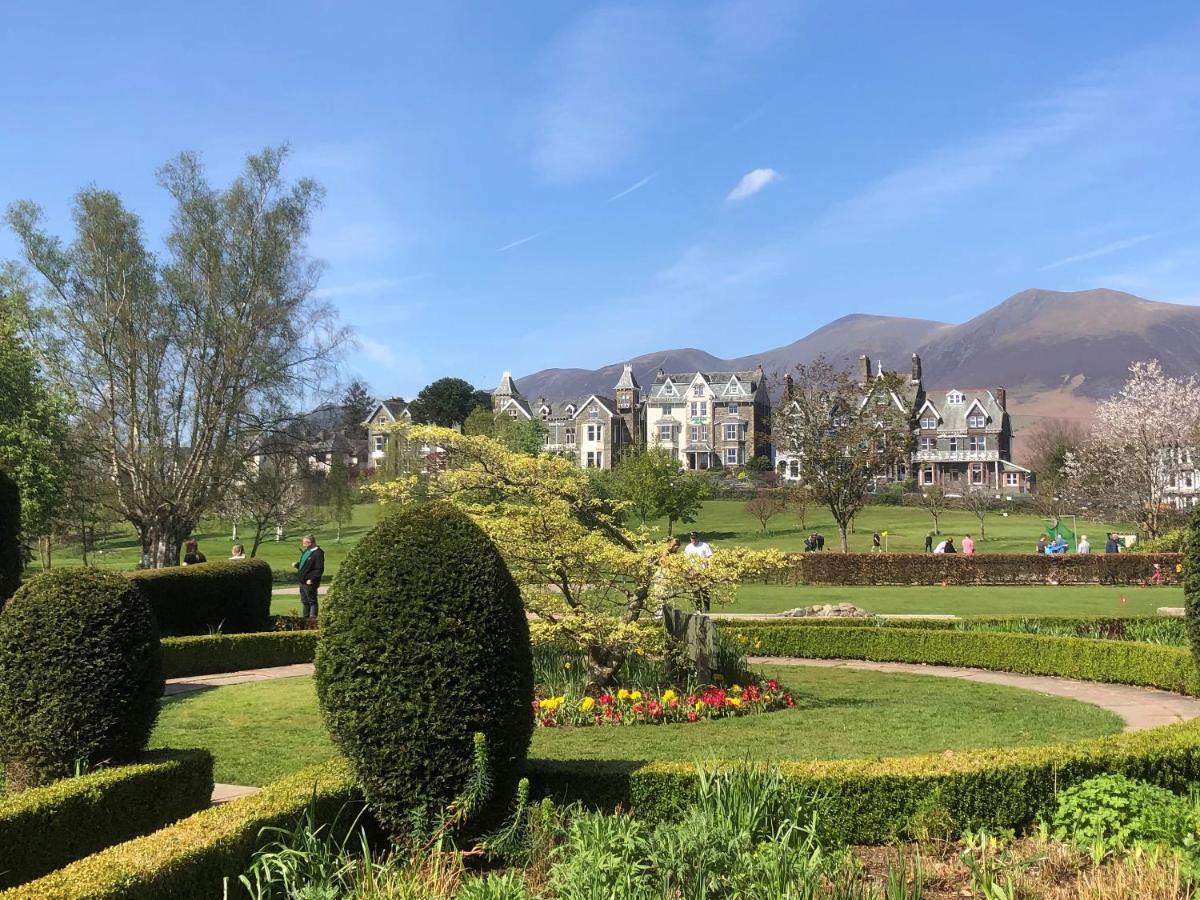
[
  {"x1": 614, "y1": 363, "x2": 640, "y2": 391},
  {"x1": 922, "y1": 389, "x2": 1005, "y2": 431},
  {"x1": 497, "y1": 396, "x2": 532, "y2": 419},
  {"x1": 571, "y1": 395, "x2": 620, "y2": 419},
  {"x1": 649, "y1": 369, "x2": 764, "y2": 401},
  {"x1": 495, "y1": 370, "x2": 521, "y2": 397},
  {"x1": 367, "y1": 398, "x2": 411, "y2": 425}
]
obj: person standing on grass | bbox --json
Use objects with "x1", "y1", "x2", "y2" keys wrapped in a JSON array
[
  {"x1": 961, "y1": 534, "x2": 974, "y2": 556},
  {"x1": 683, "y1": 532, "x2": 713, "y2": 612},
  {"x1": 1077, "y1": 535, "x2": 1091, "y2": 554},
  {"x1": 871, "y1": 531, "x2": 881, "y2": 552},
  {"x1": 1105, "y1": 533, "x2": 1121, "y2": 554},
  {"x1": 1036, "y1": 534, "x2": 1048, "y2": 555},
  {"x1": 294, "y1": 533, "x2": 325, "y2": 619},
  {"x1": 815, "y1": 532, "x2": 825, "y2": 551},
  {"x1": 182, "y1": 540, "x2": 206, "y2": 565},
  {"x1": 924, "y1": 531, "x2": 934, "y2": 553},
  {"x1": 229, "y1": 544, "x2": 246, "y2": 560}
]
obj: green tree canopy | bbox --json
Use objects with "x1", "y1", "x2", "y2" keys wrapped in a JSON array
[
  {"x1": 410, "y1": 377, "x2": 491, "y2": 428},
  {"x1": 339, "y1": 379, "x2": 374, "y2": 439}
]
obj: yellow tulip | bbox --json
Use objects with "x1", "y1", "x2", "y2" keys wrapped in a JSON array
[
  {"x1": 581, "y1": 697, "x2": 595, "y2": 712},
  {"x1": 630, "y1": 690, "x2": 643, "y2": 701},
  {"x1": 662, "y1": 689, "x2": 678, "y2": 703},
  {"x1": 617, "y1": 689, "x2": 631, "y2": 701},
  {"x1": 728, "y1": 697, "x2": 742, "y2": 707}
]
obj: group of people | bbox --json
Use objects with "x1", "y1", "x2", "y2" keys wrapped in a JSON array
[
  {"x1": 802, "y1": 533, "x2": 826, "y2": 552},
  {"x1": 179, "y1": 534, "x2": 325, "y2": 619},
  {"x1": 922, "y1": 532, "x2": 975, "y2": 555},
  {"x1": 1033, "y1": 533, "x2": 1123, "y2": 555}
]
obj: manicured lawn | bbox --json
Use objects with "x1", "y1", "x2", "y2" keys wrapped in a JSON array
[
  {"x1": 149, "y1": 667, "x2": 1122, "y2": 786},
  {"x1": 726, "y1": 584, "x2": 1181, "y2": 617},
  {"x1": 651, "y1": 500, "x2": 1133, "y2": 555}
]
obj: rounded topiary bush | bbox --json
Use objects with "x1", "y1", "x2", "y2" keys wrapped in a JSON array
[
  {"x1": 315, "y1": 502, "x2": 533, "y2": 837},
  {"x1": 0, "y1": 568, "x2": 162, "y2": 790},
  {"x1": 0, "y1": 470, "x2": 21, "y2": 608},
  {"x1": 1185, "y1": 506, "x2": 1200, "y2": 673}
]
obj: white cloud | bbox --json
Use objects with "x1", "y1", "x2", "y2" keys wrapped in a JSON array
[
  {"x1": 1038, "y1": 234, "x2": 1155, "y2": 271},
  {"x1": 725, "y1": 167, "x2": 780, "y2": 202},
  {"x1": 358, "y1": 337, "x2": 400, "y2": 369}
]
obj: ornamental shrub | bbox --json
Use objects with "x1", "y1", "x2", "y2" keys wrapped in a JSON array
[
  {"x1": 0, "y1": 470, "x2": 20, "y2": 608},
  {"x1": 1186, "y1": 506, "x2": 1200, "y2": 674},
  {"x1": 127, "y1": 558, "x2": 272, "y2": 635},
  {"x1": 1051, "y1": 774, "x2": 1190, "y2": 851},
  {"x1": 315, "y1": 502, "x2": 533, "y2": 839},
  {"x1": 0, "y1": 568, "x2": 162, "y2": 790}
]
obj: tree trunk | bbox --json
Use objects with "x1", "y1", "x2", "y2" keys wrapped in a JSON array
[
  {"x1": 249, "y1": 521, "x2": 268, "y2": 558},
  {"x1": 138, "y1": 517, "x2": 192, "y2": 568},
  {"x1": 838, "y1": 523, "x2": 849, "y2": 552},
  {"x1": 587, "y1": 644, "x2": 628, "y2": 688},
  {"x1": 667, "y1": 515, "x2": 675, "y2": 537}
]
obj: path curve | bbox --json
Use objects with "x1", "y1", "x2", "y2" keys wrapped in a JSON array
[{"x1": 748, "y1": 656, "x2": 1200, "y2": 732}]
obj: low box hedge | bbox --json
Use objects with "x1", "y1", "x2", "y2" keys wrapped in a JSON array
[
  {"x1": 526, "y1": 718, "x2": 1200, "y2": 844},
  {"x1": 0, "y1": 749, "x2": 213, "y2": 889},
  {"x1": 730, "y1": 623, "x2": 1200, "y2": 695},
  {"x1": 756, "y1": 552, "x2": 1184, "y2": 586},
  {"x1": 129, "y1": 559, "x2": 273, "y2": 636},
  {"x1": 5, "y1": 758, "x2": 360, "y2": 900},
  {"x1": 162, "y1": 631, "x2": 318, "y2": 679}
]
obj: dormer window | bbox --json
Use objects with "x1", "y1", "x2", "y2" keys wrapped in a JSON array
[
  {"x1": 947, "y1": 391, "x2": 963, "y2": 405},
  {"x1": 540, "y1": 406, "x2": 550, "y2": 419},
  {"x1": 565, "y1": 404, "x2": 575, "y2": 416},
  {"x1": 662, "y1": 382, "x2": 676, "y2": 396},
  {"x1": 967, "y1": 413, "x2": 986, "y2": 428}
]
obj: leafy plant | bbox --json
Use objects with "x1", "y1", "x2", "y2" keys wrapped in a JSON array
[{"x1": 1052, "y1": 774, "x2": 1190, "y2": 852}]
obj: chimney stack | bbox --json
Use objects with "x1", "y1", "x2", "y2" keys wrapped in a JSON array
[
  {"x1": 858, "y1": 354, "x2": 871, "y2": 386},
  {"x1": 783, "y1": 373, "x2": 794, "y2": 399},
  {"x1": 911, "y1": 353, "x2": 922, "y2": 384}
]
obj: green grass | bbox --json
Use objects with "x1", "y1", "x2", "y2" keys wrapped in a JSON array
[
  {"x1": 651, "y1": 500, "x2": 1134, "y2": 555},
  {"x1": 149, "y1": 668, "x2": 1123, "y2": 786},
  {"x1": 725, "y1": 584, "x2": 1182, "y2": 617}
]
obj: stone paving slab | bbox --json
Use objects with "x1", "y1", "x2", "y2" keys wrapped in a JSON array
[
  {"x1": 211, "y1": 783, "x2": 261, "y2": 805},
  {"x1": 749, "y1": 656, "x2": 1200, "y2": 732},
  {"x1": 164, "y1": 663, "x2": 315, "y2": 696},
  {"x1": 1159, "y1": 607, "x2": 1185, "y2": 617}
]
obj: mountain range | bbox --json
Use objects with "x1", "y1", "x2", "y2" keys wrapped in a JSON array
[{"x1": 512, "y1": 289, "x2": 1200, "y2": 420}]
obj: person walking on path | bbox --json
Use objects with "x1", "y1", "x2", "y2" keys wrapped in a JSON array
[
  {"x1": 294, "y1": 534, "x2": 325, "y2": 619},
  {"x1": 1105, "y1": 533, "x2": 1121, "y2": 554},
  {"x1": 1077, "y1": 535, "x2": 1091, "y2": 555},
  {"x1": 961, "y1": 534, "x2": 974, "y2": 556},
  {"x1": 182, "y1": 540, "x2": 207, "y2": 565}
]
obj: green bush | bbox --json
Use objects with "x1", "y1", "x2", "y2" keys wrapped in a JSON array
[
  {"x1": 1138, "y1": 528, "x2": 1190, "y2": 553},
  {"x1": 0, "y1": 471, "x2": 19, "y2": 608},
  {"x1": 0, "y1": 568, "x2": 162, "y2": 790},
  {"x1": 729, "y1": 623, "x2": 1200, "y2": 695},
  {"x1": 756, "y1": 551, "x2": 1184, "y2": 586},
  {"x1": 315, "y1": 502, "x2": 534, "y2": 839},
  {"x1": 0, "y1": 749, "x2": 213, "y2": 889},
  {"x1": 1185, "y1": 507, "x2": 1200, "y2": 674},
  {"x1": 128, "y1": 558, "x2": 273, "y2": 635},
  {"x1": 161, "y1": 631, "x2": 318, "y2": 679},
  {"x1": 2, "y1": 758, "x2": 359, "y2": 900},
  {"x1": 1051, "y1": 774, "x2": 1191, "y2": 851}
]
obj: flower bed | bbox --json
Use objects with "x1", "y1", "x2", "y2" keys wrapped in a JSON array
[{"x1": 534, "y1": 678, "x2": 795, "y2": 727}]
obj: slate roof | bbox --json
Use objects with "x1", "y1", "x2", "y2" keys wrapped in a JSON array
[
  {"x1": 919, "y1": 389, "x2": 1006, "y2": 432},
  {"x1": 649, "y1": 369, "x2": 764, "y2": 402},
  {"x1": 614, "y1": 363, "x2": 640, "y2": 391}
]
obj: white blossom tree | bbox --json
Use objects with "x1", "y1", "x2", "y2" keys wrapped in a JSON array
[{"x1": 1065, "y1": 360, "x2": 1200, "y2": 537}]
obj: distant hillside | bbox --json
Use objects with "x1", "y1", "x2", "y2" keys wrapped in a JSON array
[{"x1": 510, "y1": 288, "x2": 1200, "y2": 418}]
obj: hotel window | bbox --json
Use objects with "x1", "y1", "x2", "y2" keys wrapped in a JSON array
[
  {"x1": 968, "y1": 436, "x2": 986, "y2": 452},
  {"x1": 947, "y1": 391, "x2": 963, "y2": 405},
  {"x1": 724, "y1": 423, "x2": 739, "y2": 441},
  {"x1": 693, "y1": 385, "x2": 704, "y2": 397},
  {"x1": 789, "y1": 460, "x2": 799, "y2": 478},
  {"x1": 586, "y1": 451, "x2": 602, "y2": 468},
  {"x1": 948, "y1": 437, "x2": 960, "y2": 452},
  {"x1": 659, "y1": 424, "x2": 673, "y2": 441},
  {"x1": 1005, "y1": 472, "x2": 1019, "y2": 486},
  {"x1": 565, "y1": 427, "x2": 575, "y2": 445},
  {"x1": 967, "y1": 414, "x2": 986, "y2": 428},
  {"x1": 922, "y1": 467, "x2": 935, "y2": 485},
  {"x1": 690, "y1": 401, "x2": 708, "y2": 417},
  {"x1": 920, "y1": 415, "x2": 937, "y2": 429},
  {"x1": 662, "y1": 404, "x2": 673, "y2": 416},
  {"x1": 586, "y1": 424, "x2": 601, "y2": 441},
  {"x1": 919, "y1": 436, "x2": 935, "y2": 452},
  {"x1": 727, "y1": 402, "x2": 738, "y2": 414},
  {"x1": 725, "y1": 447, "x2": 739, "y2": 465},
  {"x1": 374, "y1": 435, "x2": 384, "y2": 451},
  {"x1": 543, "y1": 433, "x2": 551, "y2": 446},
  {"x1": 690, "y1": 425, "x2": 707, "y2": 442},
  {"x1": 970, "y1": 464, "x2": 984, "y2": 484},
  {"x1": 589, "y1": 408, "x2": 599, "y2": 418}
]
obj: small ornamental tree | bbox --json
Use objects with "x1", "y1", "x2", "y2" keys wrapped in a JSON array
[
  {"x1": 1184, "y1": 507, "x2": 1200, "y2": 675},
  {"x1": 744, "y1": 488, "x2": 786, "y2": 532},
  {"x1": 315, "y1": 502, "x2": 533, "y2": 839},
  {"x1": 0, "y1": 569, "x2": 162, "y2": 790},
  {"x1": 0, "y1": 470, "x2": 20, "y2": 606}
]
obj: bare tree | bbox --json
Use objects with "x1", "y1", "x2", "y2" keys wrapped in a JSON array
[
  {"x1": 773, "y1": 359, "x2": 912, "y2": 552},
  {"x1": 744, "y1": 488, "x2": 786, "y2": 532},
  {"x1": 958, "y1": 486, "x2": 1000, "y2": 540},
  {"x1": 7, "y1": 147, "x2": 348, "y2": 566},
  {"x1": 917, "y1": 485, "x2": 948, "y2": 535},
  {"x1": 237, "y1": 451, "x2": 307, "y2": 558},
  {"x1": 1065, "y1": 360, "x2": 1200, "y2": 538},
  {"x1": 783, "y1": 481, "x2": 810, "y2": 532}
]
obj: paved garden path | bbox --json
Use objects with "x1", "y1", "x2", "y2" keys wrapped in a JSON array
[{"x1": 748, "y1": 656, "x2": 1200, "y2": 732}]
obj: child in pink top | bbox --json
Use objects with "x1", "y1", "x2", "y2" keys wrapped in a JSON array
[{"x1": 961, "y1": 535, "x2": 975, "y2": 556}]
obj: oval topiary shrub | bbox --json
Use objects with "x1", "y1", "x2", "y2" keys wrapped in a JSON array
[
  {"x1": 1185, "y1": 506, "x2": 1200, "y2": 674},
  {"x1": 0, "y1": 568, "x2": 162, "y2": 790},
  {"x1": 0, "y1": 470, "x2": 21, "y2": 608},
  {"x1": 315, "y1": 502, "x2": 533, "y2": 837}
]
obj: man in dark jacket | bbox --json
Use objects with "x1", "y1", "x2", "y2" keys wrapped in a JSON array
[
  {"x1": 294, "y1": 533, "x2": 325, "y2": 619},
  {"x1": 1105, "y1": 533, "x2": 1121, "y2": 554}
]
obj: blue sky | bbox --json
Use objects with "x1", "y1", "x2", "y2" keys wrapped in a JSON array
[{"x1": 3, "y1": 1, "x2": 1200, "y2": 399}]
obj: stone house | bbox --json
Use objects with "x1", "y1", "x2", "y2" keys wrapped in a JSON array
[
  {"x1": 645, "y1": 367, "x2": 770, "y2": 470},
  {"x1": 364, "y1": 398, "x2": 413, "y2": 471}
]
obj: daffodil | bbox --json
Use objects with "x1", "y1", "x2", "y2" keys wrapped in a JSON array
[
  {"x1": 630, "y1": 690, "x2": 643, "y2": 701},
  {"x1": 728, "y1": 697, "x2": 742, "y2": 707},
  {"x1": 617, "y1": 688, "x2": 631, "y2": 701},
  {"x1": 580, "y1": 696, "x2": 595, "y2": 712},
  {"x1": 662, "y1": 689, "x2": 678, "y2": 703}
]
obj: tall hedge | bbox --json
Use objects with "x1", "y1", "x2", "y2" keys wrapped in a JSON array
[
  {"x1": 128, "y1": 558, "x2": 272, "y2": 635},
  {"x1": 0, "y1": 569, "x2": 162, "y2": 790},
  {"x1": 1185, "y1": 507, "x2": 1200, "y2": 674},
  {"x1": 0, "y1": 470, "x2": 20, "y2": 608},
  {"x1": 315, "y1": 502, "x2": 533, "y2": 838}
]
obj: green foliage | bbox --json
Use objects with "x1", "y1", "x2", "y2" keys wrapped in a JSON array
[
  {"x1": 339, "y1": 379, "x2": 373, "y2": 439},
  {"x1": 729, "y1": 623, "x2": 1200, "y2": 695},
  {"x1": 1185, "y1": 506, "x2": 1200, "y2": 675},
  {"x1": 128, "y1": 558, "x2": 273, "y2": 635},
  {"x1": 0, "y1": 470, "x2": 20, "y2": 606},
  {"x1": 0, "y1": 749, "x2": 213, "y2": 889},
  {"x1": 315, "y1": 502, "x2": 534, "y2": 839},
  {"x1": 0, "y1": 568, "x2": 162, "y2": 789},
  {"x1": 494, "y1": 413, "x2": 549, "y2": 456},
  {"x1": 743, "y1": 453, "x2": 774, "y2": 474},
  {"x1": 325, "y1": 452, "x2": 355, "y2": 541},
  {"x1": 1051, "y1": 774, "x2": 1191, "y2": 851},
  {"x1": 410, "y1": 377, "x2": 490, "y2": 427},
  {"x1": 161, "y1": 631, "x2": 318, "y2": 679},
  {"x1": 1139, "y1": 527, "x2": 1189, "y2": 553},
  {"x1": 3, "y1": 758, "x2": 360, "y2": 900}
]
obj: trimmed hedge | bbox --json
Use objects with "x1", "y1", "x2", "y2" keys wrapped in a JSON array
[
  {"x1": 1185, "y1": 507, "x2": 1200, "y2": 672},
  {"x1": 3, "y1": 758, "x2": 359, "y2": 900},
  {"x1": 0, "y1": 470, "x2": 19, "y2": 607},
  {"x1": 528, "y1": 719, "x2": 1200, "y2": 844},
  {"x1": 733, "y1": 623, "x2": 1200, "y2": 695},
  {"x1": 128, "y1": 559, "x2": 273, "y2": 636},
  {"x1": 0, "y1": 749, "x2": 213, "y2": 889},
  {"x1": 161, "y1": 631, "x2": 318, "y2": 679},
  {"x1": 757, "y1": 552, "x2": 1184, "y2": 586}
]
